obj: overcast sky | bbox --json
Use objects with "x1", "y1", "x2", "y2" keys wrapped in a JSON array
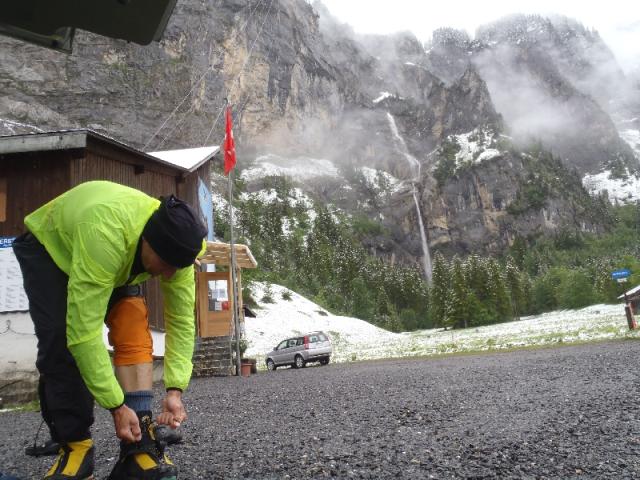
[{"x1": 319, "y1": 0, "x2": 640, "y2": 72}]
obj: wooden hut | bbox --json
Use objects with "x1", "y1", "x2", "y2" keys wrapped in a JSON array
[{"x1": 0, "y1": 129, "x2": 219, "y2": 330}]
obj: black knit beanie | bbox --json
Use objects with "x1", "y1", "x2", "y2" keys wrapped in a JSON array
[{"x1": 142, "y1": 195, "x2": 208, "y2": 268}]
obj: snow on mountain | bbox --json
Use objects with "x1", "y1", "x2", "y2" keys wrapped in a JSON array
[
  {"x1": 240, "y1": 154, "x2": 339, "y2": 182},
  {"x1": 240, "y1": 186, "x2": 315, "y2": 208},
  {"x1": 373, "y1": 92, "x2": 393, "y2": 103},
  {"x1": 453, "y1": 128, "x2": 502, "y2": 166},
  {"x1": 243, "y1": 282, "x2": 635, "y2": 370},
  {"x1": 359, "y1": 166, "x2": 402, "y2": 195},
  {"x1": 433, "y1": 128, "x2": 504, "y2": 175},
  {"x1": 620, "y1": 128, "x2": 640, "y2": 159},
  {"x1": 582, "y1": 170, "x2": 640, "y2": 203}
]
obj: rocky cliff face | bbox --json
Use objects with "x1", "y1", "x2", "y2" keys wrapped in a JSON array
[
  {"x1": 423, "y1": 15, "x2": 639, "y2": 178},
  {"x1": 472, "y1": 15, "x2": 638, "y2": 177},
  {"x1": 0, "y1": 1, "x2": 637, "y2": 264}
]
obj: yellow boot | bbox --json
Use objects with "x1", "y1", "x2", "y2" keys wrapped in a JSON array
[{"x1": 44, "y1": 439, "x2": 94, "y2": 479}]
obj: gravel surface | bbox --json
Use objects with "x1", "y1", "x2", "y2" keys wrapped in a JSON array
[{"x1": 2, "y1": 341, "x2": 640, "y2": 479}]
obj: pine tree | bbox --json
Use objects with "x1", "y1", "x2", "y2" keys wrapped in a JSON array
[
  {"x1": 350, "y1": 277, "x2": 376, "y2": 321},
  {"x1": 505, "y1": 258, "x2": 526, "y2": 320},
  {"x1": 430, "y1": 253, "x2": 450, "y2": 328},
  {"x1": 487, "y1": 259, "x2": 512, "y2": 321},
  {"x1": 444, "y1": 257, "x2": 470, "y2": 329},
  {"x1": 464, "y1": 255, "x2": 490, "y2": 302}
]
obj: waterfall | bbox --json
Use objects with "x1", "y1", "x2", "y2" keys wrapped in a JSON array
[{"x1": 386, "y1": 113, "x2": 433, "y2": 284}]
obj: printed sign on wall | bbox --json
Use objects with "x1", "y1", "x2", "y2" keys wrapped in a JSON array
[{"x1": 0, "y1": 237, "x2": 29, "y2": 312}]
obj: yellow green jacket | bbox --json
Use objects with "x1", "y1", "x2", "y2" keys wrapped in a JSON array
[{"x1": 25, "y1": 180, "x2": 196, "y2": 409}]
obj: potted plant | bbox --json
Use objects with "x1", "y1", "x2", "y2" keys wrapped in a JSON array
[{"x1": 239, "y1": 338, "x2": 257, "y2": 374}]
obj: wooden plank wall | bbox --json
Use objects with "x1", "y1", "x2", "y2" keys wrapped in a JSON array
[{"x1": 0, "y1": 151, "x2": 73, "y2": 237}]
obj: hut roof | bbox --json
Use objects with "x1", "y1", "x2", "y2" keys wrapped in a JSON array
[
  {"x1": 200, "y1": 241, "x2": 257, "y2": 269},
  {"x1": 0, "y1": 129, "x2": 219, "y2": 173},
  {"x1": 148, "y1": 146, "x2": 218, "y2": 172},
  {"x1": 618, "y1": 284, "x2": 640, "y2": 300}
]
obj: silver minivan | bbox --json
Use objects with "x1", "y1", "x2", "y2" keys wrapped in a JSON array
[{"x1": 265, "y1": 331, "x2": 332, "y2": 370}]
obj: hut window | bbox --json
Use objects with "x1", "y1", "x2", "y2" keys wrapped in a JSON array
[{"x1": 0, "y1": 177, "x2": 6, "y2": 222}]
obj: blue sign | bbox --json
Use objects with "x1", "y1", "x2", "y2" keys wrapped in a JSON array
[
  {"x1": 612, "y1": 269, "x2": 631, "y2": 280},
  {"x1": 197, "y1": 178, "x2": 214, "y2": 242},
  {"x1": 0, "y1": 237, "x2": 16, "y2": 248}
]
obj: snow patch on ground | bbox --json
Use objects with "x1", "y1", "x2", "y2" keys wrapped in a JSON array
[
  {"x1": 244, "y1": 282, "x2": 635, "y2": 369},
  {"x1": 245, "y1": 283, "x2": 399, "y2": 364},
  {"x1": 240, "y1": 154, "x2": 339, "y2": 182},
  {"x1": 582, "y1": 170, "x2": 640, "y2": 203}
]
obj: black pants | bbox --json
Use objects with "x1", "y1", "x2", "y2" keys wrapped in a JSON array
[{"x1": 13, "y1": 233, "x2": 94, "y2": 443}]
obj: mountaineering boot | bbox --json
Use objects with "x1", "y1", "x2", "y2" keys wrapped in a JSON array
[
  {"x1": 43, "y1": 439, "x2": 94, "y2": 480},
  {"x1": 26, "y1": 438, "x2": 61, "y2": 457},
  {"x1": 107, "y1": 414, "x2": 178, "y2": 480},
  {"x1": 154, "y1": 425, "x2": 182, "y2": 446}
]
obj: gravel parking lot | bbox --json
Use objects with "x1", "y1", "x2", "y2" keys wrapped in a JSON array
[{"x1": 2, "y1": 340, "x2": 640, "y2": 479}]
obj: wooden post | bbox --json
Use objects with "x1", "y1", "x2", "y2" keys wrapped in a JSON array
[{"x1": 625, "y1": 304, "x2": 637, "y2": 330}]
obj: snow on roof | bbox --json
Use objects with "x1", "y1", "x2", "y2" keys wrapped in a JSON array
[
  {"x1": 618, "y1": 284, "x2": 640, "y2": 300},
  {"x1": 0, "y1": 118, "x2": 43, "y2": 135},
  {"x1": 147, "y1": 145, "x2": 219, "y2": 171}
]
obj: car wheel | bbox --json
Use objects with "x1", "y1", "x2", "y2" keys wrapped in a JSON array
[
  {"x1": 320, "y1": 357, "x2": 330, "y2": 366},
  {"x1": 266, "y1": 359, "x2": 276, "y2": 371},
  {"x1": 294, "y1": 355, "x2": 306, "y2": 369}
]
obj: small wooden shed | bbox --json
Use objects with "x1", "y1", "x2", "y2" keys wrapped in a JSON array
[
  {"x1": 197, "y1": 241, "x2": 257, "y2": 337},
  {"x1": 0, "y1": 129, "x2": 219, "y2": 330}
]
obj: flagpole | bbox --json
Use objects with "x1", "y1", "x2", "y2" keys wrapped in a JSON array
[
  {"x1": 223, "y1": 100, "x2": 242, "y2": 376},
  {"x1": 228, "y1": 169, "x2": 242, "y2": 376}
]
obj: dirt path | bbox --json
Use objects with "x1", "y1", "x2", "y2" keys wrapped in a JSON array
[{"x1": 2, "y1": 341, "x2": 640, "y2": 479}]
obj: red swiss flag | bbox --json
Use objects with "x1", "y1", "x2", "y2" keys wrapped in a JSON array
[{"x1": 224, "y1": 106, "x2": 236, "y2": 175}]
